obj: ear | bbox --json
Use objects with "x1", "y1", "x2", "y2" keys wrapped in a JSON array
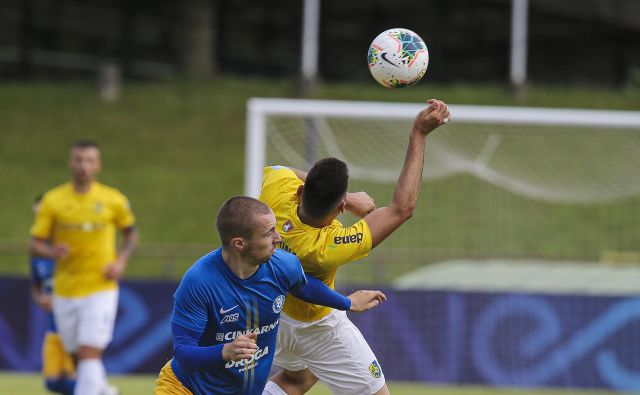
[
  {"x1": 338, "y1": 199, "x2": 346, "y2": 214},
  {"x1": 296, "y1": 185, "x2": 304, "y2": 198},
  {"x1": 230, "y1": 237, "x2": 245, "y2": 251}
]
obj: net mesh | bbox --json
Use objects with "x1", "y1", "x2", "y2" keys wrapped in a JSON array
[{"x1": 262, "y1": 112, "x2": 640, "y2": 285}]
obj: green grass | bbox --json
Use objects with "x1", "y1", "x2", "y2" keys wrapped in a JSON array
[
  {"x1": 1, "y1": 78, "x2": 639, "y2": 280},
  {"x1": 0, "y1": 372, "x2": 632, "y2": 395}
]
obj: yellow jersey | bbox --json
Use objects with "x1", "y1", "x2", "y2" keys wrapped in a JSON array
[
  {"x1": 259, "y1": 166, "x2": 372, "y2": 322},
  {"x1": 30, "y1": 182, "x2": 135, "y2": 298}
]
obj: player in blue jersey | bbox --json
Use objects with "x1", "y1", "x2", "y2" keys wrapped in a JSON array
[
  {"x1": 30, "y1": 195, "x2": 77, "y2": 395},
  {"x1": 155, "y1": 196, "x2": 386, "y2": 395}
]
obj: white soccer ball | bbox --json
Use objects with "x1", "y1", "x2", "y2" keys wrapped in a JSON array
[{"x1": 367, "y1": 28, "x2": 429, "y2": 88}]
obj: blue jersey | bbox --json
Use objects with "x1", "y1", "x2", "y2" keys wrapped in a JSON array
[
  {"x1": 171, "y1": 248, "x2": 307, "y2": 395},
  {"x1": 30, "y1": 256, "x2": 57, "y2": 332}
]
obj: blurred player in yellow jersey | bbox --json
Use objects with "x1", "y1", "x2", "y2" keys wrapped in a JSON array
[
  {"x1": 260, "y1": 99, "x2": 451, "y2": 395},
  {"x1": 30, "y1": 195, "x2": 76, "y2": 395},
  {"x1": 30, "y1": 140, "x2": 138, "y2": 395}
]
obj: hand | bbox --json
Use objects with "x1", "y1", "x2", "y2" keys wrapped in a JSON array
[
  {"x1": 222, "y1": 332, "x2": 258, "y2": 362},
  {"x1": 35, "y1": 293, "x2": 53, "y2": 312},
  {"x1": 345, "y1": 192, "x2": 376, "y2": 218},
  {"x1": 412, "y1": 99, "x2": 451, "y2": 136},
  {"x1": 348, "y1": 290, "x2": 387, "y2": 312},
  {"x1": 53, "y1": 243, "x2": 70, "y2": 260},
  {"x1": 104, "y1": 259, "x2": 126, "y2": 281}
]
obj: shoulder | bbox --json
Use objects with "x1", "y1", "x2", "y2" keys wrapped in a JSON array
[
  {"x1": 268, "y1": 249, "x2": 303, "y2": 277},
  {"x1": 261, "y1": 166, "x2": 301, "y2": 206},
  {"x1": 94, "y1": 182, "x2": 129, "y2": 201},
  {"x1": 262, "y1": 166, "x2": 299, "y2": 187},
  {"x1": 183, "y1": 250, "x2": 219, "y2": 283},
  {"x1": 42, "y1": 183, "x2": 72, "y2": 201}
]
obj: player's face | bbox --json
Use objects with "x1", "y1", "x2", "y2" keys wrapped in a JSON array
[
  {"x1": 245, "y1": 211, "x2": 282, "y2": 264},
  {"x1": 69, "y1": 147, "x2": 101, "y2": 184}
]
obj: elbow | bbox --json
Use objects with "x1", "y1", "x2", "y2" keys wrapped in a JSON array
[{"x1": 396, "y1": 203, "x2": 416, "y2": 222}]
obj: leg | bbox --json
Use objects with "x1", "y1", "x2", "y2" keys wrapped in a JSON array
[
  {"x1": 75, "y1": 346, "x2": 107, "y2": 395},
  {"x1": 42, "y1": 331, "x2": 76, "y2": 395},
  {"x1": 74, "y1": 290, "x2": 119, "y2": 395},
  {"x1": 293, "y1": 311, "x2": 387, "y2": 395},
  {"x1": 269, "y1": 368, "x2": 318, "y2": 395}
]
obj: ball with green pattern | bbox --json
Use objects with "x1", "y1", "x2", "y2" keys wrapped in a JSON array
[{"x1": 368, "y1": 28, "x2": 429, "y2": 88}]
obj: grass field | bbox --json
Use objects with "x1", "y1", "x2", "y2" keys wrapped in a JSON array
[
  {"x1": 0, "y1": 372, "x2": 632, "y2": 395},
  {"x1": 1, "y1": 78, "x2": 639, "y2": 281}
]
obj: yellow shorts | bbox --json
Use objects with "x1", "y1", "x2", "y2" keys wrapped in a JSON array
[
  {"x1": 155, "y1": 360, "x2": 193, "y2": 395},
  {"x1": 42, "y1": 332, "x2": 75, "y2": 378}
]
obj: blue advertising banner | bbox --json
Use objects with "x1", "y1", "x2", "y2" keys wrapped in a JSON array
[
  {"x1": 0, "y1": 277, "x2": 175, "y2": 374},
  {"x1": 1, "y1": 277, "x2": 639, "y2": 391}
]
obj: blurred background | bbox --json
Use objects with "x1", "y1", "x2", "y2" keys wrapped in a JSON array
[{"x1": 1, "y1": 0, "x2": 639, "y2": 394}]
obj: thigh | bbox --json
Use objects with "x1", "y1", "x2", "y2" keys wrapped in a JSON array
[
  {"x1": 302, "y1": 316, "x2": 386, "y2": 395},
  {"x1": 52, "y1": 296, "x2": 80, "y2": 353},
  {"x1": 78, "y1": 290, "x2": 119, "y2": 350},
  {"x1": 273, "y1": 320, "x2": 308, "y2": 372}
]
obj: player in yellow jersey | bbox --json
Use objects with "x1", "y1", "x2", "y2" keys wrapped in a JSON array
[
  {"x1": 30, "y1": 195, "x2": 76, "y2": 395},
  {"x1": 30, "y1": 140, "x2": 138, "y2": 395},
  {"x1": 260, "y1": 99, "x2": 451, "y2": 395}
]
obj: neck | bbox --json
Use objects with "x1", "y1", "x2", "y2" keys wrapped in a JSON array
[
  {"x1": 72, "y1": 179, "x2": 93, "y2": 194},
  {"x1": 297, "y1": 205, "x2": 333, "y2": 228},
  {"x1": 221, "y1": 248, "x2": 259, "y2": 279}
]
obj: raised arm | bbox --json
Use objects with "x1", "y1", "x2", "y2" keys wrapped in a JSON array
[
  {"x1": 291, "y1": 273, "x2": 386, "y2": 312},
  {"x1": 364, "y1": 99, "x2": 451, "y2": 248}
]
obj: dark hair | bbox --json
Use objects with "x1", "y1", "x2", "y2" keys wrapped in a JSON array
[
  {"x1": 216, "y1": 196, "x2": 272, "y2": 246},
  {"x1": 33, "y1": 194, "x2": 44, "y2": 204},
  {"x1": 302, "y1": 157, "x2": 349, "y2": 218},
  {"x1": 71, "y1": 139, "x2": 99, "y2": 150}
]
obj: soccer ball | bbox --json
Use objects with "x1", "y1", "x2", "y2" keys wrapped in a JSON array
[{"x1": 367, "y1": 28, "x2": 429, "y2": 88}]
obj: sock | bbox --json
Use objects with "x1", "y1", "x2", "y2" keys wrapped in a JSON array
[
  {"x1": 262, "y1": 380, "x2": 288, "y2": 395},
  {"x1": 45, "y1": 378, "x2": 76, "y2": 395},
  {"x1": 75, "y1": 359, "x2": 106, "y2": 395}
]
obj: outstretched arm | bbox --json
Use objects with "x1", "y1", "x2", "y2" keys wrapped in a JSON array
[
  {"x1": 364, "y1": 99, "x2": 451, "y2": 248},
  {"x1": 291, "y1": 273, "x2": 386, "y2": 312}
]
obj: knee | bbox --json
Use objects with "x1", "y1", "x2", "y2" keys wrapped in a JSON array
[
  {"x1": 77, "y1": 345, "x2": 103, "y2": 360},
  {"x1": 279, "y1": 369, "x2": 317, "y2": 390}
]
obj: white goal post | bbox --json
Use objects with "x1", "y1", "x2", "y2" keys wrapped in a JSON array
[{"x1": 245, "y1": 98, "x2": 640, "y2": 198}]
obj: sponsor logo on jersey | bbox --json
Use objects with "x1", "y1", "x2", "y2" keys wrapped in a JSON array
[
  {"x1": 216, "y1": 319, "x2": 280, "y2": 342},
  {"x1": 219, "y1": 305, "x2": 238, "y2": 314},
  {"x1": 58, "y1": 222, "x2": 106, "y2": 233},
  {"x1": 282, "y1": 220, "x2": 293, "y2": 232},
  {"x1": 333, "y1": 233, "x2": 364, "y2": 245},
  {"x1": 225, "y1": 345, "x2": 269, "y2": 372},
  {"x1": 272, "y1": 295, "x2": 285, "y2": 313},
  {"x1": 220, "y1": 313, "x2": 240, "y2": 324},
  {"x1": 369, "y1": 360, "x2": 382, "y2": 378}
]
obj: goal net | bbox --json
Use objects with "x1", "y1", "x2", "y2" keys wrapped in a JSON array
[{"x1": 245, "y1": 98, "x2": 640, "y2": 287}]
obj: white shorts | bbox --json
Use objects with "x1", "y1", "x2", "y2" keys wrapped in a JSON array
[
  {"x1": 274, "y1": 310, "x2": 385, "y2": 395},
  {"x1": 52, "y1": 289, "x2": 118, "y2": 353}
]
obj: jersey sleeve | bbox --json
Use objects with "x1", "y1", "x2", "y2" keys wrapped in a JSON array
[
  {"x1": 113, "y1": 191, "x2": 135, "y2": 229},
  {"x1": 30, "y1": 194, "x2": 54, "y2": 239},
  {"x1": 276, "y1": 251, "x2": 308, "y2": 295},
  {"x1": 259, "y1": 166, "x2": 302, "y2": 207},
  {"x1": 316, "y1": 218, "x2": 373, "y2": 271},
  {"x1": 172, "y1": 272, "x2": 210, "y2": 333}
]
